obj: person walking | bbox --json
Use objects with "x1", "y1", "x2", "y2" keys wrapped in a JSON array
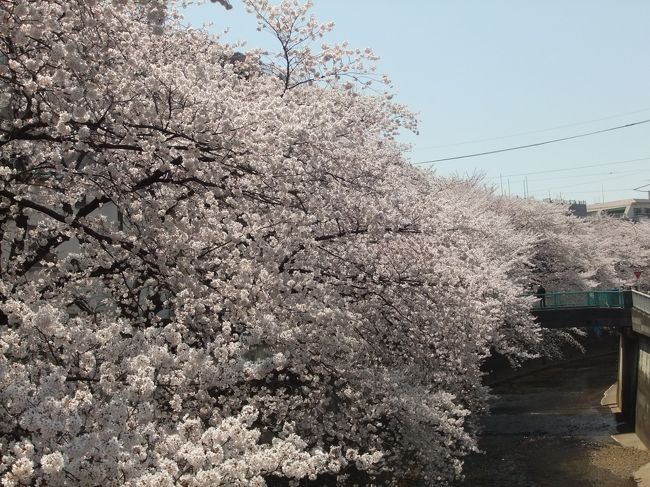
[{"x1": 536, "y1": 284, "x2": 546, "y2": 308}]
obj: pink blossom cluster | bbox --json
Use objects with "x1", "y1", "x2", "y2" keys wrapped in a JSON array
[{"x1": 1, "y1": 1, "x2": 649, "y2": 485}]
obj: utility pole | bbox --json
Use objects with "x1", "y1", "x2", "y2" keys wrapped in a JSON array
[{"x1": 525, "y1": 176, "x2": 530, "y2": 198}]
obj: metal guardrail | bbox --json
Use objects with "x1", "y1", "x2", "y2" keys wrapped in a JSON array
[
  {"x1": 633, "y1": 290, "x2": 650, "y2": 316},
  {"x1": 532, "y1": 291, "x2": 626, "y2": 309}
]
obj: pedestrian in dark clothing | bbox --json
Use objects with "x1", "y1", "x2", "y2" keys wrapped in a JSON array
[{"x1": 536, "y1": 285, "x2": 546, "y2": 308}]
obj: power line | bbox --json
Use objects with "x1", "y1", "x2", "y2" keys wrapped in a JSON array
[
  {"x1": 492, "y1": 156, "x2": 650, "y2": 178},
  {"x1": 518, "y1": 168, "x2": 640, "y2": 185},
  {"x1": 551, "y1": 187, "x2": 632, "y2": 195},
  {"x1": 496, "y1": 162, "x2": 648, "y2": 199},
  {"x1": 410, "y1": 107, "x2": 650, "y2": 151},
  {"x1": 543, "y1": 172, "x2": 644, "y2": 192},
  {"x1": 412, "y1": 120, "x2": 650, "y2": 165}
]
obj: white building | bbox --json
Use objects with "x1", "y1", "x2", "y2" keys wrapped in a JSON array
[{"x1": 587, "y1": 199, "x2": 650, "y2": 221}]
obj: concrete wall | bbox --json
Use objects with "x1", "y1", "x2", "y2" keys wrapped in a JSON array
[
  {"x1": 618, "y1": 330, "x2": 639, "y2": 424},
  {"x1": 636, "y1": 334, "x2": 650, "y2": 447},
  {"x1": 632, "y1": 306, "x2": 650, "y2": 446},
  {"x1": 533, "y1": 307, "x2": 631, "y2": 329}
]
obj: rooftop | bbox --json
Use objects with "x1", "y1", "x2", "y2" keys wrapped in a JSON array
[{"x1": 587, "y1": 199, "x2": 650, "y2": 210}]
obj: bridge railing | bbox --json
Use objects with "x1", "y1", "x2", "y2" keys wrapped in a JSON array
[
  {"x1": 533, "y1": 290, "x2": 627, "y2": 309},
  {"x1": 633, "y1": 290, "x2": 650, "y2": 315}
]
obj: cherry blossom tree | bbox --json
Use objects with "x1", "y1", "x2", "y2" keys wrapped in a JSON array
[
  {"x1": 0, "y1": 1, "x2": 623, "y2": 485},
  {"x1": 582, "y1": 217, "x2": 650, "y2": 290}
]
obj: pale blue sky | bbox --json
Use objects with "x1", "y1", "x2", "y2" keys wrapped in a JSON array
[{"x1": 182, "y1": 0, "x2": 650, "y2": 203}]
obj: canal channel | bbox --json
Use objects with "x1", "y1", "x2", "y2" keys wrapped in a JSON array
[{"x1": 455, "y1": 340, "x2": 650, "y2": 486}]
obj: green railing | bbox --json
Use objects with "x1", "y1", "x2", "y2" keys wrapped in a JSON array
[{"x1": 533, "y1": 290, "x2": 627, "y2": 309}]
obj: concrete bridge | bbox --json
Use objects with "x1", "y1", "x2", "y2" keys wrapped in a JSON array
[
  {"x1": 531, "y1": 290, "x2": 634, "y2": 329},
  {"x1": 531, "y1": 289, "x2": 650, "y2": 448}
]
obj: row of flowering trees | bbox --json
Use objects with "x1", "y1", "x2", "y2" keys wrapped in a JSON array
[{"x1": 1, "y1": 0, "x2": 649, "y2": 485}]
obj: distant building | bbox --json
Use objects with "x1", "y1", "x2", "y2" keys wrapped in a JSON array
[
  {"x1": 586, "y1": 199, "x2": 650, "y2": 221},
  {"x1": 544, "y1": 199, "x2": 587, "y2": 218},
  {"x1": 567, "y1": 201, "x2": 587, "y2": 218}
]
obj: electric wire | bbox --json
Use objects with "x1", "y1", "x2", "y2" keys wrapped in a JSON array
[
  {"x1": 410, "y1": 107, "x2": 650, "y2": 151},
  {"x1": 412, "y1": 119, "x2": 650, "y2": 165},
  {"x1": 543, "y1": 172, "x2": 645, "y2": 192},
  {"x1": 490, "y1": 156, "x2": 650, "y2": 179},
  {"x1": 516, "y1": 168, "x2": 641, "y2": 185}
]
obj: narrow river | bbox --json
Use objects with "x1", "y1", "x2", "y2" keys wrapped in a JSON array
[{"x1": 456, "y1": 349, "x2": 650, "y2": 486}]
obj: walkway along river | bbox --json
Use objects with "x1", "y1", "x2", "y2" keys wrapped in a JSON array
[{"x1": 455, "y1": 340, "x2": 650, "y2": 486}]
